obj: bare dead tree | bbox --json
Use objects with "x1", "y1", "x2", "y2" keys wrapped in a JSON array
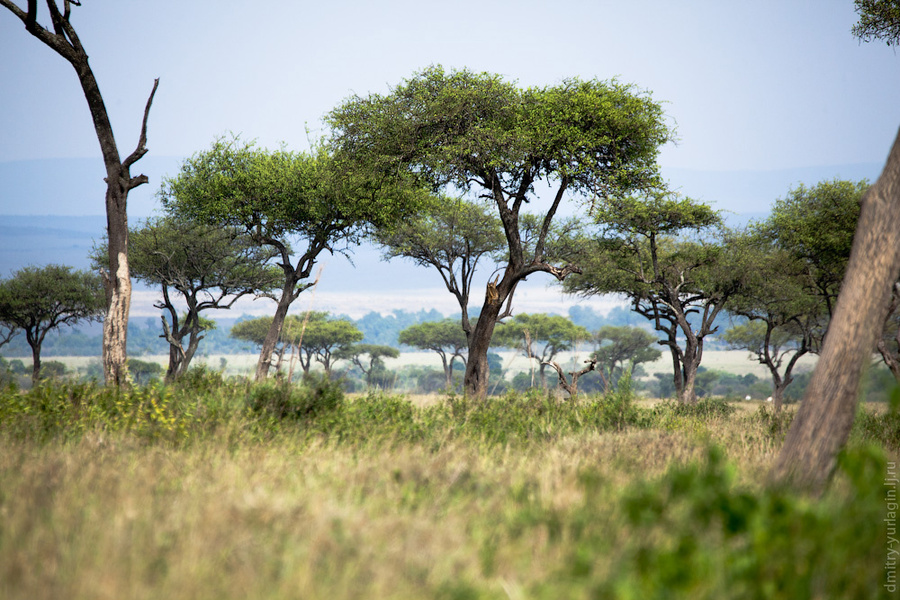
[
  {"x1": 772, "y1": 127, "x2": 900, "y2": 491},
  {"x1": 0, "y1": 0, "x2": 159, "y2": 385}
]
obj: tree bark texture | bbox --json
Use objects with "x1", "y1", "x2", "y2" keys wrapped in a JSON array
[{"x1": 772, "y1": 127, "x2": 900, "y2": 490}]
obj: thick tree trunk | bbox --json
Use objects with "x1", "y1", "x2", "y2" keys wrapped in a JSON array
[
  {"x1": 678, "y1": 360, "x2": 698, "y2": 404},
  {"x1": 772, "y1": 127, "x2": 900, "y2": 490},
  {"x1": 102, "y1": 193, "x2": 131, "y2": 385},
  {"x1": 464, "y1": 298, "x2": 503, "y2": 399}
]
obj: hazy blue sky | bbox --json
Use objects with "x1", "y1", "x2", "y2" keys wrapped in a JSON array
[
  {"x1": 1, "y1": 1, "x2": 899, "y2": 318},
  {"x1": 2, "y1": 1, "x2": 898, "y2": 170}
]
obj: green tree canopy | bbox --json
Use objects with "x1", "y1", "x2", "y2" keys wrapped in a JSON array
[
  {"x1": 852, "y1": 0, "x2": 900, "y2": 45},
  {"x1": 757, "y1": 179, "x2": 866, "y2": 320},
  {"x1": 375, "y1": 195, "x2": 505, "y2": 342},
  {"x1": 723, "y1": 230, "x2": 825, "y2": 410},
  {"x1": 161, "y1": 136, "x2": 420, "y2": 381},
  {"x1": 335, "y1": 343, "x2": 400, "y2": 387},
  {"x1": 566, "y1": 190, "x2": 736, "y2": 403},
  {"x1": 328, "y1": 65, "x2": 673, "y2": 398},
  {"x1": 0, "y1": 265, "x2": 105, "y2": 382},
  {"x1": 398, "y1": 319, "x2": 468, "y2": 388},
  {"x1": 592, "y1": 325, "x2": 662, "y2": 391}
]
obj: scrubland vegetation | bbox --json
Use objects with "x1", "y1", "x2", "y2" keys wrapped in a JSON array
[{"x1": 1, "y1": 370, "x2": 896, "y2": 599}]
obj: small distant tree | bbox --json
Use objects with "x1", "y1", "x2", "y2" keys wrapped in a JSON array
[
  {"x1": 493, "y1": 313, "x2": 590, "y2": 389},
  {"x1": 286, "y1": 315, "x2": 364, "y2": 377},
  {"x1": 337, "y1": 343, "x2": 400, "y2": 387},
  {"x1": 128, "y1": 358, "x2": 164, "y2": 386},
  {"x1": 0, "y1": 265, "x2": 105, "y2": 382},
  {"x1": 398, "y1": 320, "x2": 468, "y2": 388},
  {"x1": 592, "y1": 325, "x2": 662, "y2": 392}
]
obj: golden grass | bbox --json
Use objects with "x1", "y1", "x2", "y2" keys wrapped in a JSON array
[{"x1": 0, "y1": 407, "x2": 801, "y2": 600}]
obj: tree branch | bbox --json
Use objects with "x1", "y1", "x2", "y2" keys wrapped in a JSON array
[{"x1": 123, "y1": 78, "x2": 160, "y2": 171}]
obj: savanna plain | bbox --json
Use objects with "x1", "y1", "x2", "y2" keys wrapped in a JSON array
[{"x1": 0, "y1": 367, "x2": 897, "y2": 600}]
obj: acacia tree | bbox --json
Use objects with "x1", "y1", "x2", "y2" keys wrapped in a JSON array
[
  {"x1": 398, "y1": 319, "x2": 468, "y2": 388},
  {"x1": 0, "y1": 265, "x2": 105, "y2": 382},
  {"x1": 566, "y1": 192, "x2": 738, "y2": 403},
  {"x1": 115, "y1": 216, "x2": 281, "y2": 382},
  {"x1": 723, "y1": 234, "x2": 824, "y2": 411},
  {"x1": 375, "y1": 195, "x2": 505, "y2": 343},
  {"x1": 230, "y1": 316, "x2": 291, "y2": 373},
  {"x1": 592, "y1": 325, "x2": 661, "y2": 392},
  {"x1": 336, "y1": 344, "x2": 400, "y2": 387},
  {"x1": 760, "y1": 180, "x2": 866, "y2": 326},
  {"x1": 161, "y1": 137, "x2": 417, "y2": 381},
  {"x1": 0, "y1": 1, "x2": 159, "y2": 385},
  {"x1": 493, "y1": 313, "x2": 590, "y2": 389},
  {"x1": 328, "y1": 66, "x2": 671, "y2": 398},
  {"x1": 286, "y1": 315, "x2": 363, "y2": 377}
]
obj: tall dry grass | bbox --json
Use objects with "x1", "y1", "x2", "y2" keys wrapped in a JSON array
[{"x1": 0, "y1": 378, "x2": 894, "y2": 599}]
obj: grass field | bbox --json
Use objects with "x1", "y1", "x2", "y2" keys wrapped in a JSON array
[{"x1": 0, "y1": 375, "x2": 896, "y2": 599}]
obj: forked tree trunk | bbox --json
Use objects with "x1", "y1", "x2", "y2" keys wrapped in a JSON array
[{"x1": 772, "y1": 127, "x2": 900, "y2": 490}]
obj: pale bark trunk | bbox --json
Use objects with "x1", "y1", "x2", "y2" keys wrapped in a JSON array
[{"x1": 773, "y1": 127, "x2": 900, "y2": 490}]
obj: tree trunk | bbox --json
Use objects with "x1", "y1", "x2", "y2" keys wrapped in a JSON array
[
  {"x1": 678, "y1": 360, "x2": 698, "y2": 404},
  {"x1": 0, "y1": 4, "x2": 160, "y2": 385},
  {"x1": 256, "y1": 281, "x2": 296, "y2": 381},
  {"x1": 464, "y1": 298, "x2": 503, "y2": 399},
  {"x1": 772, "y1": 127, "x2": 900, "y2": 490},
  {"x1": 30, "y1": 339, "x2": 41, "y2": 384}
]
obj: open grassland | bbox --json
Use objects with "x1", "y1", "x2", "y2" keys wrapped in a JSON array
[{"x1": 0, "y1": 373, "x2": 897, "y2": 599}]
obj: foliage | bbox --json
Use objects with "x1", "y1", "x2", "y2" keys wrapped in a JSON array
[
  {"x1": 95, "y1": 215, "x2": 280, "y2": 381},
  {"x1": 592, "y1": 325, "x2": 661, "y2": 390},
  {"x1": 161, "y1": 135, "x2": 421, "y2": 379},
  {"x1": 398, "y1": 319, "x2": 468, "y2": 387},
  {"x1": 328, "y1": 65, "x2": 673, "y2": 397},
  {"x1": 0, "y1": 264, "x2": 105, "y2": 381},
  {"x1": 567, "y1": 190, "x2": 735, "y2": 403},
  {"x1": 758, "y1": 179, "x2": 866, "y2": 320},
  {"x1": 247, "y1": 374, "x2": 344, "y2": 421},
  {"x1": 375, "y1": 195, "x2": 505, "y2": 339},
  {"x1": 853, "y1": 0, "x2": 900, "y2": 45},
  {"x1": 494, "y1": 313, "x2": 592, "y2": 389}
]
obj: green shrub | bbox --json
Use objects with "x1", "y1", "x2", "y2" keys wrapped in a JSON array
[
  {"x1": 247, "y1": 374, "x2": 344, "y2": 421},
  {"x1": 534, "y1": 445, "x2": 889, "y2": 599}
]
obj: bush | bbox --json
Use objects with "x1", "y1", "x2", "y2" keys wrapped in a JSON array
[{"x1": 247, "y1": 374, "x2": 344, "y2": 421}]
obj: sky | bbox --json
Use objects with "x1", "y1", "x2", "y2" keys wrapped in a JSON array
[{"x1": 1, "y1": 0, "x2": 899, "y2": 318}]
